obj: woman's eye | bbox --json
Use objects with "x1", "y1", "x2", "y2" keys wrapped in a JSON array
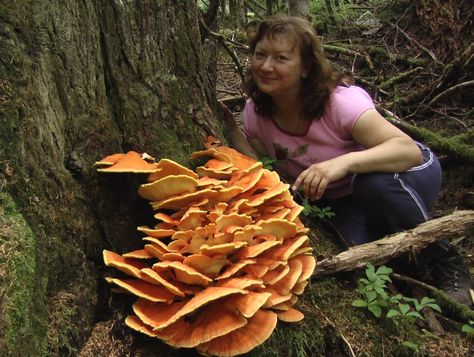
[
  {"x1": 254, "y1": 52, "x2": 265, "y2": 59},
  {"x1": 276, "y1": 56, "x2": 287, "y2": 62}
]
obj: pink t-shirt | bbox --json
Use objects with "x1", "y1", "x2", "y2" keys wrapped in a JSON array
[{"x1": 243, "y1": 85, "x2": 375, "y2": 198}]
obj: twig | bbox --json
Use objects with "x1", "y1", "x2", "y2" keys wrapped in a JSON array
[
  {"x1": 200, "y1": 17, "x2": 246, "y2": 83},
  {"x1": 387, "y1": 21, "x2": 443, "y2": 65},
  {"x1": 427, "y1": 80, "x2": 474, "y2": 106}
]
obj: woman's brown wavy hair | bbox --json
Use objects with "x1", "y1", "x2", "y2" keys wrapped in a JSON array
[{"x1": 244, "y1": 15, "x2": 350, "y2": 120}]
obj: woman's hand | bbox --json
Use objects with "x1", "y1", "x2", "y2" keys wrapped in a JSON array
[{"x1": 292, "y1": 156, "x2": 350, "y2": 200}]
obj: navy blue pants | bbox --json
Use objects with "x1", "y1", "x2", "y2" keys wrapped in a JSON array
[{"x1": 322, "y1": 144, "x2": 443, "y2": 249}]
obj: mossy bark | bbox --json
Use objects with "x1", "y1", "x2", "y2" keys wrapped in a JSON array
[{"x1": 0, "y1": 1, "x2": 222, "y2": 355}]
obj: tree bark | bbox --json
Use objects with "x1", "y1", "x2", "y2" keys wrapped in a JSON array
[
  {"x1": 313, "y1": 210, "x2": 474, "y2": 277},
  {"x1": 0, "y1": 1, "x2": 221, "y2": 355},
  {"x1": 288, "y1": 0, "x2": 310, "y2": 19}
]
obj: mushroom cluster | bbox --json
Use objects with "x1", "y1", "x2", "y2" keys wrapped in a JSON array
[{"x1": 97, "y1": 139, "x2": 316, "y2": 356}]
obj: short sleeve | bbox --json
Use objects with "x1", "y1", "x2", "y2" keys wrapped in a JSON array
[{"x1": 328, "y1": 86, "x2": 376, "y2": 136}]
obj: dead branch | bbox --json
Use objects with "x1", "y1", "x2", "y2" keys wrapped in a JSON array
[
  {"x1": 313, "y1": 210, "x2": 474, "y2": 277},
  {"x1": 427, "y1": 80, "x2": 474, "y2": 106},
  {"x1": 199, "y1": 18, "x2": 247, "y2": 82},
  {"x1": 387, "y1": 21, "x2": 443, "y2": 65}
]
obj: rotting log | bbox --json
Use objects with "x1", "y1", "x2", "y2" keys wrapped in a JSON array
[{"x1": 313, "y1": 210, "x2": 474, "y2": 277}]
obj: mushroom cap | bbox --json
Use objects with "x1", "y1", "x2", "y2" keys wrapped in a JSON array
[
  {"x1": 261, "y1": 264, "x2": 290, "y2": 285},
  {"x1": 215, "y1": 213, "x2": 252, "y2": 232},
  {"x1": 103, "y1": 250, "x2": 148, "y2": 278},
  {"x1": 292, "y1": 255, "x2": 316, "y2": 282},
  {"x1": 155, "y1": 302, "x2": 248, "y2": 348},
  {"x1": 216, "y1": 259, "x2": 256, "y2": 280},
  {"x1": 152, "y1": 261, "x2": 212, "y2": 286},
  {"x1": 122, "y1": 248, "x2": 154, "y2": 260},
  {"x1": 261, "y1": 235, "x2": 309, "y2": 261},
  {"x1": 276, "y1": 307, "x2": 305, "y2": 322},
  {"x1": 178, "y1": 207, "x2": 208, "y2": 231},
  {"x1": 155, "y1": 286, "x2": 247, "y2": 330},
  {"x1": 151, "y1": 188, "x2": 214, "y2": 211},
  {"x1": 139, "y1": 268, "x2": 186, "y2": 297},
  {"x1": 147, "y1": 158, "x2": 199, "y2": 182},
  {"x1": 292, "y1": 280, "x2": 309, "y2": 295},
  {"x1": 133, "y1": 298, "x2": 187, "y2": 329},
  {"x1": 272, "y1": 258, "x2": 303, "y2": 295},
  {"x1": 216, "y1": 277, "x2": 264, "y2": 290},
  {"x1": 197, "y1": 176, "x2": 228, "y2": 188},
  {"x1": 224, "y1": 291, "x2": 272, "y2": 318},
  {"x1": 183, "y1": 254, "x2": 229, "y2": 279},
  {"x1": 256, "y1": 218, "x2": 298, "y2": 241},
  {"x1": 200, "y1": 241, "x2": 247, "y2": 256},
  {"x1": 233, "y1": 240, "x2": 282, "y2": 260},
  {"x1": 226, "y1": 168, "x2": 264, "y2": 193},
  {"x1": 286, "y1": 205, "x2": 304, "y2": 222},
  {"x1": 197, "y1": 309, "x2": 278, "y2": 357},
  {"x1": 125, "y1": 315, "x2": 161, "y2": 337},
  {"x1": 137, "y1": 226, "x2": 176, "y2": 238},
  {"x1": 105, "y1": 277, "x2": 175, "y2": 302},
  {"x1": 93, "y1": 153, "x2": 125, "y2": 166},
  {"x1": 153, "y1": 212, "x2": 179, "y2": 225},
  {"x1": 138, "y1": 175, "x2": 198, "y2": 202},
  {"x1": 242, "y1": 264, "x2": 269, "y2": 278},
  {"x1": 261, "y1": 287, "x2": 293, "y2": 308},
  {"x1": 97, "y1": 151, "x2": 160, "y2": 173}
]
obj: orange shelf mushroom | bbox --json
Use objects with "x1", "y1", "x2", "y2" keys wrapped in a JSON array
[{"x1": 97, "y1": 137, "x2": 316, "y2": 356}]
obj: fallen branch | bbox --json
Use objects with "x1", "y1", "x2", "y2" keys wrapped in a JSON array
[
  {"x1": 313, "y1": 210, "x2": 474, "y2": 277},
  {"x1": 427, "y1": 80, "x2": 474, "y2": 106},
  {"x1": 387, "y1": 21, "x2": 443, "y2": 65}
]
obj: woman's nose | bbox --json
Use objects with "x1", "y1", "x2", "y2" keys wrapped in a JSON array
[{"x1": 260, "y1": 57, "x2": 274, "y2": 71}]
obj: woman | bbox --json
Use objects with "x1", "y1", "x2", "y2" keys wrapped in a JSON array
[{"x1": 230, "y1": 15, "x2": 472, "y2": 306}]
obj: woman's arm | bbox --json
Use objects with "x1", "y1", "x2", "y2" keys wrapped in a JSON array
[
  {"x1": 346, "y1": 108, "x2": 423, "y2": 173},
  {"x1": 229, "y1": 125, "x2": 267, "y2": 160},
  {"x1": 219, "y1": 101, "x2": 267, "y2": 159},
  {"x1": 293, "y1": 109, "x2": 423, "y2": 200}
]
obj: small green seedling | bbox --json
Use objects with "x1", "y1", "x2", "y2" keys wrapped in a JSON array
[
  {"x1": 301, "y1": 198, "x2": 335, "y2": 219},
  {"x1": 352, "y1": 263, "x2": 441, "y2": 325},
  {"x1": 260, "y1": 157, "x2": 281, "y2": 170},
  {"x1": 462, "y1": 320, "x2": 474, "y2": 337}
]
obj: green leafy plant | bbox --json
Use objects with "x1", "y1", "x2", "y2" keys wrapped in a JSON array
[
  {"x1": 352, "y1": 263, "x2": 441, "y2": 325},
  {"x1": 301, "y1": 198, "x2": 335, "y2": 219},
  {"x1": 260, "y1": 157, "x2": 281, "y2": 170},
  {"x1": 462, "y1": 320, "x2": 474, "y2": 337}
]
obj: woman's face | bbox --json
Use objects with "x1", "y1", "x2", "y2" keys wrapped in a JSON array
[{"x1": 251, "y1": 33, "x2": 307, "y2": 98}]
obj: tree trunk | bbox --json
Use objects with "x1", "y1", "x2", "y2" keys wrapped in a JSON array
[
  {"x1": 0, "y1": 1, "x2": 222, "y2": 355},
  {"x1": 288, "y1": 0, "x2": 310, "y2": 19}
]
